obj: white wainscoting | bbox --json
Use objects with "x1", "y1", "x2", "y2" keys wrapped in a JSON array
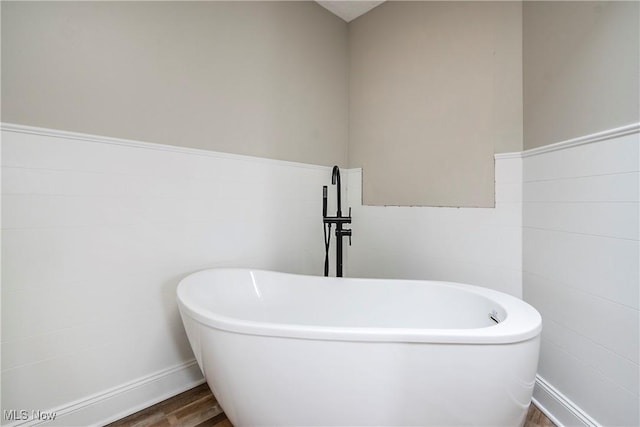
[
  {"x1": 345, "y1": 154, "x2": 523, "y2": 297},
  {"x1": 1, "y1": 124, "x2": 330, "y2": 426},
  {"x1": 523, "y1": 125, "x2": 639, "y2": 427}
]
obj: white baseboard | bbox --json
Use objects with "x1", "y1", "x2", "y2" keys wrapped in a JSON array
[
  {"x1": 533, "y1": 375, "x2": 600, "y2": 427},
  {"x1": 29, "y1": 370, "x2": 595, "y2": 427},
  {"x1": 4, "y1": 360, "x2": 205, "y2": 427}
]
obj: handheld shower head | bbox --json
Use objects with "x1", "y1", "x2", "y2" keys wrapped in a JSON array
[{"x1": 322, "y1": 186, "x2": 328, "y2": 217}]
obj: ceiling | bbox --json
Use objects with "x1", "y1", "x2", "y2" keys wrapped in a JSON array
[{"x1": 315, "y1": 1, "x2": 386, "y2": 22}]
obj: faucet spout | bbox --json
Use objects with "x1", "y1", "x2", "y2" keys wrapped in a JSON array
[{"x1": 331, "y1": 165, "x2": 342, "y2": 216}]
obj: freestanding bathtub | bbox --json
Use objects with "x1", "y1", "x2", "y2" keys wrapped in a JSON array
[{"x1": 177, "y1": 269, "x2": 541, "y2": 427}]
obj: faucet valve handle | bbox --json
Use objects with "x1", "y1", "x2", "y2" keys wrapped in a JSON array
[{"x1": 342, "y1": 228, "x2": 352, "y2": 246}]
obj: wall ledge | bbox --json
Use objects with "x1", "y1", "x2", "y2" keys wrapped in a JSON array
[
  {"x1": 0, "y1": 122, "x2": 332, "y2": 172},
  {"x1": 523, "y1": 123, "x2": 640, "y2": 158},
  {"x1": 494, "y1": 152, "x2": 523, "y2": 160},
  {"x1": 533, "y1": 375, "x2": 600, "y2": 427}
]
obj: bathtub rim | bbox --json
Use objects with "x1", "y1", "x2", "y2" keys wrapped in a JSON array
[{"x1": 177, "y1": 268, "x2": 542, "y2": 345}]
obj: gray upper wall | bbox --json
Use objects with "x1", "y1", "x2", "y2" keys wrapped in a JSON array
[
  {"x1": 523, "y1": 1, "x2": 640, "y2": 149},
  {"x1": 1, "y1": 1, "x2": 349, "y2": 167}
]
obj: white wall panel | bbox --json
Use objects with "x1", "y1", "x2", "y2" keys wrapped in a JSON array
[
  {"x1": 540, "y1": 318, "x2": 639, "y2": 397},
  {"x1": 1, "y1": 124, "x2": 330, "y2": 426},
  {"x1": 524, "y1": 271, "x2": 639, "y2": 364},
  {"x1": 524, "y1": 202, "x2": 638, "y2": 240},
  {"x1": 524, "y1": 172, "x2": 639, "y2": 203},
  {"x1": 524, "y1": 229, "x2": 639, "y2": 309},
  {"x1": 523, "y1": 128, "x2": 640, "y2": 426}
]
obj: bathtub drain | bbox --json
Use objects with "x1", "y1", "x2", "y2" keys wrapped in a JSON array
[{"x1": 489, "y1": 310, "x2": 501, "y2": 324}]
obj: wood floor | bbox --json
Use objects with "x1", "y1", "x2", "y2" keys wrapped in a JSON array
[
  {"x1": 107, "y1": 383, "x2": 555, "y2": 427},
  {"x1": 525, "y1": 404, "x2": 556, "y2": 427},
  {"x1": 106, "y1": 384, "x2": 229, "y2": 427}
]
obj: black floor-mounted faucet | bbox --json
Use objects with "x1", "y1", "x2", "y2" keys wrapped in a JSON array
[{"x1": 322, "y1": 166, "x2": 352, "y2": 277}]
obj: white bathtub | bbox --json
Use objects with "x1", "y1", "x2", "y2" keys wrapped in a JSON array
[{"x1": 177, "y1": 269, "x2": 541, "y2": 427}]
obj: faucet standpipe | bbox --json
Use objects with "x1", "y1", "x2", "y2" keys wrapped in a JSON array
[{"x1": 322, "y1": 167, "x2": 352, "y2": 277}]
